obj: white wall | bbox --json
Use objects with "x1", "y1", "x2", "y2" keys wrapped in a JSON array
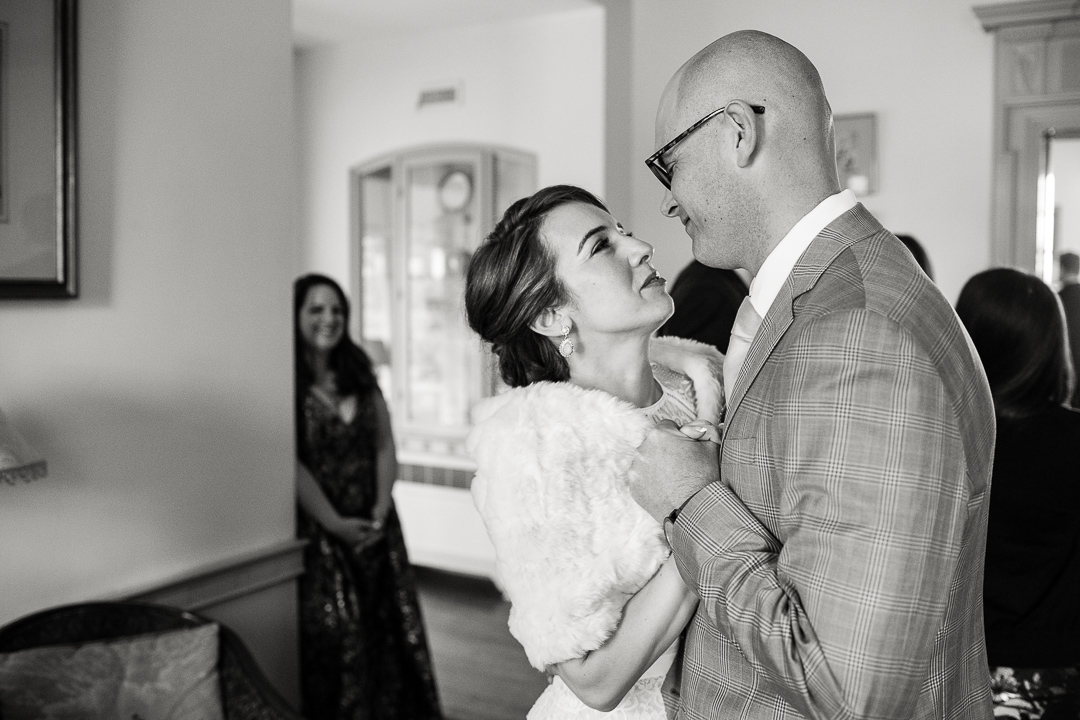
[
  {"x1": 0, "y1": 0, "x2": 298, "y2": 625},
  {"x1": 1053, "y1": 138, "x2": 1080, "y2": 283},
  {"x1": 626, "y1": 0, "x2": 995, "y2": 303},
  {"x1": 295, "y1": 5, "x2": 605, "y2": 282},
  {"x1": 297, "y1": 0, "x2": 996, "y2": 304}
]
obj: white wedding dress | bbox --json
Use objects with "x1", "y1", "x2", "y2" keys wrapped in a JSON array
[{"x1": 526, "y1": 642, "x2": 677, "y2": 719}]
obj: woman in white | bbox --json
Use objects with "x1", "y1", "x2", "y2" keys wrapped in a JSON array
[{"x1": 464, "y1": 185, "x2": 724, "y2": 718}]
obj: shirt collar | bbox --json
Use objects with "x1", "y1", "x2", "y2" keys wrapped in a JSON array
[{"x1": 748, "y1": 189, "x2": 857, "y2": 318}]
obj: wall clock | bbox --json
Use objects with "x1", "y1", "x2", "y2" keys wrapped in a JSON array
[{"x1": 438, "y1": 170, "x2": 473, "y2": 212}]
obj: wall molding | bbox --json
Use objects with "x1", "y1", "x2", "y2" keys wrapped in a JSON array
[
  {"x1": 974, "y1": 0, "x2": 1080, "y2": 31},
  {"x1": 113, "y1": 538, "x2": 306, "y2": 612}
]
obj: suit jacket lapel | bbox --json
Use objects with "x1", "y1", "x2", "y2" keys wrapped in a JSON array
[{"x1": 724, "y1": 204, "x2": 882, "y2": 422}]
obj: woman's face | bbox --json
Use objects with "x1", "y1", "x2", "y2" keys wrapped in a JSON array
[
  {"x1": 541, "y1": 202, "x2": 673, "y2": 339},
  {"x1": 298, "y1": 284, "x2": 346, "y2": 354}
]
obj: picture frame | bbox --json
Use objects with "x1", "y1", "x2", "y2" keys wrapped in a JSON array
[
  {"x1": 0, "y1": 0, "x2": 77, "y2": 299},
  {"x1": 834, "y1": 113, "x2": 877, "y2": 197}
]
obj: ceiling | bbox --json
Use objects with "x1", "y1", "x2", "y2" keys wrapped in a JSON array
[{"x1": 293, "y1": 0, "x2": 600, "y2": 48}]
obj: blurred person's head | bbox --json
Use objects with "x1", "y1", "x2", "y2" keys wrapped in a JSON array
[
  {"x1": 896, "y1": 234, "x2": 933, "y2": 281},
  {"x1": 1060, "y1": 251, "x2": 1079, "y2": 283},
  {"x1": 956, "y1": 267, "x2": 1074, "y2": 419},
  {"x1": 296, "y1": 274, "x2": 348, "y2": 357},
  {"x1": 293, "y1": 274, "x2": 375, "y2": 413}
]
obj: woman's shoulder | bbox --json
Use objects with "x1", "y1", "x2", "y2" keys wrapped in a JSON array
[
  {"x1": 466, "y1": 381, "x2": 650, "y2": 456},
  {"x1": 470, "y1": 381, "x2": 639, "y2": 424},
  {"x1": 465, "y1": 384, "x2": 669, "y2": 672}
]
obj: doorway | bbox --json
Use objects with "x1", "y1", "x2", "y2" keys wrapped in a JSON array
[{"x1": 1043, "y1": 133, "x2": 1080, "y2": 286}]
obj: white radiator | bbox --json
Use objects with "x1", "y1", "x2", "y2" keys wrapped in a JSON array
[{"x1": 393, "y1": 480, "x2": 497, "y2": 581}]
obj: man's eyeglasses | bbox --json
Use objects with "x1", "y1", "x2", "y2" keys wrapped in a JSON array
[{"x1": 645, "y1": 103, "x2": 765, "y2": 189}]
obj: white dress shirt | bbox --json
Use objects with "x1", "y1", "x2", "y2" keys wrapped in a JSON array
[{"x1": 748, "y1": 189, "x2": 858, "y2": 319}]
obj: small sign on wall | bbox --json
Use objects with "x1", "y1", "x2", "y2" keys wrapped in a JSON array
[{"x1": 835, "y1": 113, "x2": 877, "y2": 196}]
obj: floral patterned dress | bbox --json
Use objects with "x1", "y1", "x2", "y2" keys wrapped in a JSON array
[{"x1": 297, "y1": 384, "x2": 442, "y2": 720}]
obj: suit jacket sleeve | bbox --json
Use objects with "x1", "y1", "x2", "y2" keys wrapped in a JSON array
[{"x1": 669, "y1": 308, "x2": 972, "y2": 719}]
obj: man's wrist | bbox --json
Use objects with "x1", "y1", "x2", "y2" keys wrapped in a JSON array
[{"x1": 663, "y1": 492, "x2": 697, "y2": 545}]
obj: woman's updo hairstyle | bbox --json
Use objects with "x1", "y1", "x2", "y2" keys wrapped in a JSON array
[
  {"x1": 465, "y1": 184, "x2": 609, "y2": 388},
  {"x1": 956, "y1": 267, "x2": 1075, "y2": 419}
]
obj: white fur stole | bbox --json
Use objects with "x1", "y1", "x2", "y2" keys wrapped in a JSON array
[{"x1": 466, "y1": 336, "x2": 724, "y2": 670}]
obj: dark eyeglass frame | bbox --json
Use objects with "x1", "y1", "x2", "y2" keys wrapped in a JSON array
[{"x1": 645, "y1": 102, "x2": 766, "y2": 189}]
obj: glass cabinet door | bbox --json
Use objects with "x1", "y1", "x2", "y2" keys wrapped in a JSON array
[
  {"x1": 402, "y1": 156, "x2": 485, "y2": 432},
  {"x1": 357, "y1": 168, "x2": 394, "y2": 394},
  {"x1": 352, "y1": 145, "x2": 536, "y2": 471}
]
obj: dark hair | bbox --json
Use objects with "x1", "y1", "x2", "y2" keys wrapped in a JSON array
[
  {"x1": 294, "y1": 274, "x2": 376, "y2": 429},
  {"x1": 464, "y1": 185, "x2": 608, "y2": 387},
  {"x1": 956, "y1": 267, "x2": 1075, "y2": 419},
  {"x1": 896, "y1": 234, "x2": 933, "y2": 281},
  {"x1": 1061, "y1": 251, "x2": 1079, "y2": 276}
]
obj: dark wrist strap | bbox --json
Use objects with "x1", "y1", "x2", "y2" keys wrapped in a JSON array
[{"x1": 663, "y1": 493, "x2": 697, "y2": 546}]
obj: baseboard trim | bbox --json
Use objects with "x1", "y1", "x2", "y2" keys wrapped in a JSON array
[{"x1": 116, "y1": 538, "x2": 306, "y2": 612}]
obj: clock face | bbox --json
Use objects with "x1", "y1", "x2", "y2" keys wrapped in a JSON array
[{"x1": 439, "y1": 170, "x2": 473, "y2": 212}]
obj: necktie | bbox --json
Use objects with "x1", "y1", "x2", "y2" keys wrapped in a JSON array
[{"x1": 723, "y1": 297, "x2": 763, "y2": 406}]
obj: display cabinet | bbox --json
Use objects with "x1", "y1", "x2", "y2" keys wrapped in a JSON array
[{"x1": 351, "y1": 144, "x2": 536, "y2": 474}]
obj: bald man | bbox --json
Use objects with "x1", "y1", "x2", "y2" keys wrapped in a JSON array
[{"x1": 629, "y1": 31, "x2": 995, "y2": 719}]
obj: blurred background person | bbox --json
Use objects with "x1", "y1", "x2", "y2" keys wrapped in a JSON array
[
  {"x1": 294, "y1": 273, "x2": 442, "y2": 720},
  {"x1": 896, "y1": 233, "x2": 934, "y2": 281},
  {"x1": 956, "y1": 267, "x2": 1080, "y2": 717},
  {"x1": 656, "y1": 259, "x2": 749, "y2": 354},
  {"x1": 1059, "y1": 251, "x2": 1080, "y2": 407}
]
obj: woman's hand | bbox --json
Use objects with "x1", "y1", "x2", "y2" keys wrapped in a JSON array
[
  {"x1": 679, "y1": 419, "x2": 722, "y2": 445},
  {"x1": 370, "y1": 501, "x2": 393, "y2": 529},
  {"x1": 297, "y1": 463, "x2": 387, "y2": 551},
  {"x1": 330, "y1": 516, "x2": 384, "y2": 551}
]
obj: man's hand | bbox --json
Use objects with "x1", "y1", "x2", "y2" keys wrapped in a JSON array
[{"x1": 629, "y1": 420, "x2": 721, "y2": 522}]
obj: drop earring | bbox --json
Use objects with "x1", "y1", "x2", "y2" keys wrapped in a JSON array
[{"x1": 558, "y1": 325, "x2": 574, "y2": 358}]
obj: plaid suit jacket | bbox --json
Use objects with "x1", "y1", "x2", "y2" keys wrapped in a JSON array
[{"x1": 666, "y1": 205, "x2": 995, "y2": 719}]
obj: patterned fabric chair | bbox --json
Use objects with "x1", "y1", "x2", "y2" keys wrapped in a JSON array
[{"x1": 0, "y1": 601, "x2": 305, "y2": 720}]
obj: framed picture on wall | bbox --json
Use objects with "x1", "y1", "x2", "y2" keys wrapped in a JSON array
[
  {"x1": 0, "y1": 0, "x2": 77, "y2": 299},
  {"x1": 834, "y1": 113, "x2": 877, "y2": 197}
]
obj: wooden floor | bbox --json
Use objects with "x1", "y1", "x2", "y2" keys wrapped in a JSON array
[{"x1": 414, "y1": 567, "x2": 548, "y2": 720}]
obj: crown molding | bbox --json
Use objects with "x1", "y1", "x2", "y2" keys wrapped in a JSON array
[{"x1": 974, "y1": 0, "x2": 1080, "y2": 31}]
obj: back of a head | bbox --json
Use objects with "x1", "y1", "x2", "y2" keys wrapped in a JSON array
[
  {"x1": 675, "y1": 30, "x2": 837, "y2": 190},
  {"x1": 896, "y1": 234, "x2": 934, "y2": 281},
  {"x1": 464, "y1": 185, "x2": 608, "y2": 388},
  {"x1": 1061, "y1": 251, "x2": 1080, "y2": 278},
  {"x1": 956, "y1": 267, "x2": 1073, "y2": 418}
]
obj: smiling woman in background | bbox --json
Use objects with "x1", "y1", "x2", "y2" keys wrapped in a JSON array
[{"x1": 293, "y1": 273, "x2": 441, "y2": 720}]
